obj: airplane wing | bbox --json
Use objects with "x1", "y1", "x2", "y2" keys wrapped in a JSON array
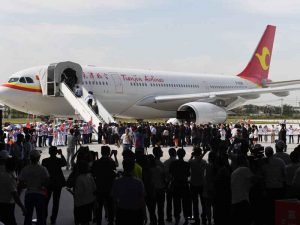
[
  {"x1": 151, "y1": 84, "x2": 300, "y2": 103},
  {"x1": 267, "y1": 79, "x2": 300, "y2": 87}
]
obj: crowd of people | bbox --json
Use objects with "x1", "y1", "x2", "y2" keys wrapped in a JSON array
[
  {"x1": 2, "y1": 120, "x2": 300, "y2": 152},
  {"x1": 0, "y1": 121, "x2": 300, "y2": 225}
]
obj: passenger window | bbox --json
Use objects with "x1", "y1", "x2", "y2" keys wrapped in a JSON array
[
  {"x1": 25, "y1": 77, "x2": 34, "y2": 83},
  {"x1": 19, "y1": 77, "x2": 26, "y2": 83}
]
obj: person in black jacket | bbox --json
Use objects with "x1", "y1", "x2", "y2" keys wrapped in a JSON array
[
  {"x1": 169, "y1": 148, "x2": 191, "y2": 225},
  {"x1": 97, "y1": 123, "x2": 103, "y2": 144},
  {"x1": 42, "y1": 146, "x2": 67, "y2": 224},
  {"x1": 91, "y1": 146, "x2": 118, "y2": 225}
]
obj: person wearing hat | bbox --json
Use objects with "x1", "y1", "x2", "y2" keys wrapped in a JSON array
[
  {"x1": 19, "y1": 150, "x2": 49, "y2": 225},
  {"x1": 42, "y1": 146, "x2": 67, "y2": 224}
]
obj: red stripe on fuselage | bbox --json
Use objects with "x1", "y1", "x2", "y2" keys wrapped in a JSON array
[{"x1": 2, "y1": 83, "x2": 42, "y2": 93}]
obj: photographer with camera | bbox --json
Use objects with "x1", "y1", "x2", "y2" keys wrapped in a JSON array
[{"x1": 41, "y1": 146, "x2": 67, "y2": 224}]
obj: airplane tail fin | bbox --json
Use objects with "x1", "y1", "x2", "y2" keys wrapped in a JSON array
[{"x1": 237, "y1": 25, "x2": 276, "y2": 87}]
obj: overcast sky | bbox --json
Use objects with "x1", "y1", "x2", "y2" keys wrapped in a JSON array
[{"x1": 1, "y1": 0, "x2": 300, "y2": 106}]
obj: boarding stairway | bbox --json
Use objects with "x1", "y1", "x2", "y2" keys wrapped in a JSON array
[{"x1": 60, "y1": 82, "x2": 114, "y2": 130}]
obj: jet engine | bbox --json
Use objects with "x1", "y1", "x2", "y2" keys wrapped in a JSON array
[
  {"x1": 272, "y1": 91, "x2": 289, "y2": 97},
  {"x1": 177, "y1": 102, "x2": 227, "y2": 124}
]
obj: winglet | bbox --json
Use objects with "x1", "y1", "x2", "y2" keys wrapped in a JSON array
[{"x1": 237, "y1": 25, "x2": 276, "y2": 87}]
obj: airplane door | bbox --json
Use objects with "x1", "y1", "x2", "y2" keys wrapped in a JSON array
[{"x1": 111, "y1": 73, "x2": 123, "y2": 94}]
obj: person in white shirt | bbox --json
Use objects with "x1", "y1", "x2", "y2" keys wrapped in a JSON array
[
  {"x1": 288, "y1": 125, "x2": 294, "y2": 144},
  {"x1": 263, "y1": 125, "x2": 268, "y2": 142},
  {"x1": 219, "y1": 124, "x2": 226, "y2": 141},
  {"x1": 120, "y1": 128, "x2": 132, "y2": 151},
  {"x1": 85, "y1": 91, "x2": 94, "y2": 107}
]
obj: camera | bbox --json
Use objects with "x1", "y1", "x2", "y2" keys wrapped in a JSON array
[
  {"x1": 57, "y1": 149, "x2": 62, "y2": 154},
  {"x1": 111, "y1": 150, "x2": 117, "y2": 155}
]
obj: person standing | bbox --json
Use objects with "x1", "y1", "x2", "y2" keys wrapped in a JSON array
[
  {"x1": 133, "y1": 126, "x2": 145, "y2": 150},
  {"x1": 92, "y1": 102, "x2": 99, "y2": 115},
  {"x1": 274, "y1": 140, "x2": 291, "y2": 165},
  {"x1": 0, "y1": 157, "x2": 26, "y2": 225},
  {"x1": 112, "y1": 159, "x2": 146, "y2": 225},
  {"x1": 120, "y1": 128, "x2": 132, "y2": 151},
  {"x1": 278, "y1": 124, "x2": 287, "y2": 152},
  {"x1": 163, "y1": 148, "x2": 177, "y2": 222},
  {"x1": 262, "y1": 146, "x2": 286, "y2": 225},
  {"x1": 73, "y1": 161, "x2": 96, "y2": 225},
  {"x1": 97, "y1": 123, "x2": 103, "y2": 144},
  {"x1": 263, "y1": 125, "x2": 268, "y2": 142},
  {"x1": 286, "y1": 151, "x2": 300, "y2": 198},
  {"x1": 91, "y1": 146, "x2": 118, "y2": 225},
  {"x1": 150, "y1": 125, "x2": 157, "y2": 147},
  {"x1": 23, "y1": 134, "x2": 33, "y2": 167},
  {"x1": 202, "y1": 151, "x2": 217, "y2": 225},
  {"x1": 48, "y1": 125, "x2": 54, "y2": 147},
  {"x1": 41, "y1": 146, "x2": 67, "y2": 224},
  {"x1": 189, "y1": 147, "x2": 207, "y2": 225},
  {"x1": 66, "y1": 129, "x2": 76, "y2": 170},
  {"x1": 231, "y1": 155, "x2": 254, "y2": 225},
  {"x1": 288, "y1": 125, "x2": 294, "y2": 144},
  {"x1": 169, "y1": 148, "x2": 191, "y2": 225},
  {"x1": 85, "y1": 91, "x2": 94, "y2": 108},
  {"x1": 270, "y1": 125, "x2": 276, "y2": 143},
  {"x1": 151, "y1": 147, "x2": 166, "y2": 225},
  {"x1": 10, "y1": 133, "x2": 24, "y2": 174},
  {"x1": 19, "y1": 150, "x2": 49, "y2": 225},
  {"x1": 297, "y1": 125, "x2": 300, "y2": 144}
]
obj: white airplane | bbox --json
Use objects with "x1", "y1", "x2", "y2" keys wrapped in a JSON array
[{"x1": 0, "y1": 25, "x2": 299, "y2": 124}]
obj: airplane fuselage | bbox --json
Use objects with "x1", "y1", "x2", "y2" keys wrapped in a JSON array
[{"x1": 0, "y1": 65, "x2": 257, "y2": 120}]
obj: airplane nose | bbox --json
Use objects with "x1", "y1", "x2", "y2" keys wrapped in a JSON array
[{"x1": 0, "y1": 85, "x2": 11, "y2": 103}]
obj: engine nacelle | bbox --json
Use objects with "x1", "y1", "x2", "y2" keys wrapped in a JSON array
[
  {"x1": 272, "y1": 91, "x2": 289, "y2": 97},
  {"x1": 177, "y1": 102, "x2": 227, "y2": 124}
]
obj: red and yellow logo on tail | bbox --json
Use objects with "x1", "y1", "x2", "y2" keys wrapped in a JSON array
[
  {"x1": 237, "y1": 25, "x2": 276, "y2": 86},
  {"x1": 255, "y1": 47, "x2": 270, "y2": 71}
]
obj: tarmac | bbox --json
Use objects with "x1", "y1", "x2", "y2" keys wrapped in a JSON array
[{"x1": 14, "y1": 140, "x2": 298, "y2": 225}]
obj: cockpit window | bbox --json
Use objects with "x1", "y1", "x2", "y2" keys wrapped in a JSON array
[
  {"x1": 19, "y1": 77, "x2": 26, "y2": 83},
  {"x1": 25, "y1": 77, "x2": 34, "y2": 83},
  {"x1": 8, "y1": 77, "x2": 19, "y2": 83}
]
